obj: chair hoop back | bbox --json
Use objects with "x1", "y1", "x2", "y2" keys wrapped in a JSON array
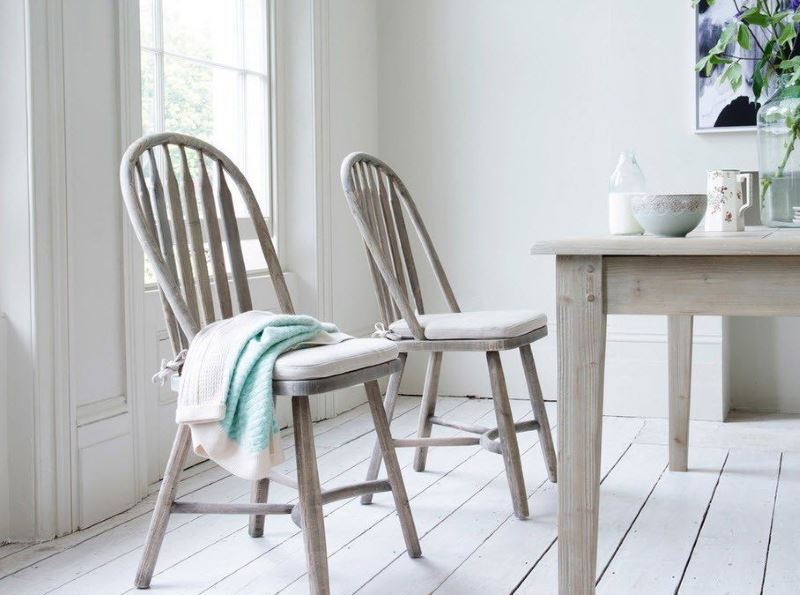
[
  {"x1": 340, "y1": 152, "x2": 460, "y2": 341},
  {"x1": 120, "y1": 132, "x2": 294, "y2": 352}
]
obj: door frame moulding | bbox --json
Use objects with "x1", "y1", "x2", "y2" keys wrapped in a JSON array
[
  {"x1": 118, "y1": 0, "x2": 150, "y2": 502},
  {"x1": 25, "y1": 0, "x2": 75, "y2": 538}
]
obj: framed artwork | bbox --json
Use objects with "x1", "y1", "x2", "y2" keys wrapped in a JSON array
[{"x1": 695, "y1": 0, "x2": 763, "y2": 132}]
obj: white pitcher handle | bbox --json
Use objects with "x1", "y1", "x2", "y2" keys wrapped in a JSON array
[{"x1": 738, "y1": 173, "x2": 752, "y2": 216}]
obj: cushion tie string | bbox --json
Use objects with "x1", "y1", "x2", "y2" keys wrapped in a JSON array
[
  {"x1": 371, "y1": 322, "x2": 398, "y2": 339},
  {"x1": 152, "y1": 349, "x2": 188, "y2": 386}
]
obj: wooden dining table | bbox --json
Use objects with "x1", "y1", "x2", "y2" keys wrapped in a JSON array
[{"x1": 531, "y1": 227, "x2": 800, "y2": 594}]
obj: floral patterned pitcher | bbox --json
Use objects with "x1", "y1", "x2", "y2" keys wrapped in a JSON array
[{"x1": 705, "y1": 169, "x2": 752, "y2": 232}]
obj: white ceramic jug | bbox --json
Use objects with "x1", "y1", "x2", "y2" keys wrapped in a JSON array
[{"x1": 705, "y1": 169, "x2": 752, "y2": 232}]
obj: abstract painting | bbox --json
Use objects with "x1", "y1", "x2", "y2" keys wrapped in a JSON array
[{"x1": 695, "y1": 0, "x2": 763, "y2": 131}]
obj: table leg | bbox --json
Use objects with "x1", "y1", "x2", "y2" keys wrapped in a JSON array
[
  {"x1": 668, "y1": 315, "x2": 693, "y2": 472},
  {"x1": 557, "y1": 255, "x2": 606, "y2": 595}
]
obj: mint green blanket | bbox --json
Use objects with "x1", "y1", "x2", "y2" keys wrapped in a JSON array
[{"x1": 220, "y1": 315, "x2": 338, "y2": 453}]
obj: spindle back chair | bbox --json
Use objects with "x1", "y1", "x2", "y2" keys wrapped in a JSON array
[
  {"x1": 341, "y1": 152, "x2": 557, "y2": 519},
  {"x1": 121, "y1": 134, "x2": 420, "y2": 594}
]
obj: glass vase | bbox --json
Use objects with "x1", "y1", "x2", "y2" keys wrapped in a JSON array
[{"x1": 758, "y1": 80, "x2": 800, "y2": 227}]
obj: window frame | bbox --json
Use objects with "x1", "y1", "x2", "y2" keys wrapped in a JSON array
[{"x1": 139, "y1": 0, "x2": 278, "y2": 286}]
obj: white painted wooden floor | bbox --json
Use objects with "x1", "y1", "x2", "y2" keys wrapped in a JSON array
[{"x1": 3, "y1": 396, "x2": 800, "y2": 594}]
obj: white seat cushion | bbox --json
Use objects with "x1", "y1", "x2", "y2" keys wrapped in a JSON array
[
  {"x1": 388, "y1": 310, "x2": 547, "y2": 341},
  {"x1": 273, "y1": 337, "x2": 399, "y2": 380}
]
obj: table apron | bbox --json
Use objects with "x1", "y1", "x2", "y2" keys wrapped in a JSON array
[{"x1": 604, "y1": 255, "x2": 800, "y2": 316}]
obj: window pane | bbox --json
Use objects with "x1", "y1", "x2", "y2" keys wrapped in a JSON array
[
  {"x1": 162, "y1": 0, "x2": 239, "y2": 67},
  {"x1": 163, "y1": 56, "x2": 224, "y2": 144},
  {"x1": 244, "y1": 0, "x2": 268, "y2": 74},
  {"x1": 140, "y1": 1, "x2": 272, "y2": 281},
  {"x1": 140, "y1": 50, "x2": 157, "y2": 136},
  {"x1": 244, "y1": 74, "x2": 269, "y2": 216},
  {"x1": 139, "y1": 0, "x2": 154, "y2": 49},
  {"x1": 240, "y1": 239, "x2": 267, "y2": 273}
]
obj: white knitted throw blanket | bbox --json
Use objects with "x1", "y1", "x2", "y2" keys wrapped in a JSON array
[{"x1": 176, "y1": 311, "x2": 349, "y2": 480}]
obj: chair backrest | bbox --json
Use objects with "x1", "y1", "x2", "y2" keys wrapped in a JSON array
[
  {"x1": 340, "y1": 152, "x2": 460, "y2": 341},
  {"x1": 120, "y1": 132, "x2": 294, "y2": 353}
]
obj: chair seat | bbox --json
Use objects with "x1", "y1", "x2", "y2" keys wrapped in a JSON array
[
  {"x1": 388, "y1": 310, "x2": 547, "y2": 341},
  {"x1": 273, "y1": 337, "x2": 399, "y2": 380}
]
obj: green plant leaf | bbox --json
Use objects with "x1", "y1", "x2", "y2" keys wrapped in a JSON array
[
  {"x1": 718, "y1": 21, "x2": 738, "y2": 50},
  {"x1": 695, "y1": 55, "x2": 711, "y2": 72},
  {"x1": 737, "y1": 23, "x2": 752, "y2": 49},
  {"x1": 779, "y1": 56, "x2": 800, "y2": 70},
  {"x1": 741, "y1": 7, "x2": 771, "y2": 27},
  {"x1": 710, "y1": 54, "x2": 733, "y2": 65},
  {"x1": 779, "y1": 23, "x2": 797, "y2": 47},
  {"x1": 719, "y1": 61, "x2": 743, "y2": 92},
  {"x1": 772, "y1": 10, "x2": 792, "y2": 25},
  {"x1": 753, "y1": 67, "x2": 764, "y2": 100}
]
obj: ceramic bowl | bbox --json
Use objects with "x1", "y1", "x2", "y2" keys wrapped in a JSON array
[{"x1": 630, "y1": 193, "x2": 707, "y2": 238}]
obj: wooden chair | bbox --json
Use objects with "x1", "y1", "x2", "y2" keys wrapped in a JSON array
[
  {"x1": 120, "y1": 133, "x2": 420, "y2": 595},
  {"x1": 340, "y1": 153, "x2": 557, "y2": 520}
]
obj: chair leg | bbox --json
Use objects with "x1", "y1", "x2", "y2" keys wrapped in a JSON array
[
  {"x1": 364, "y1": 380, "x2": 422, "y2": 558},
  {"x1": 293, "y1": 396, "x2": 330, "y2": 595},
  {"x1": 361, "y1": 353, "x2": 407, "y2": 505},
  {"x1": 135, "y1": 424, "x2": 192, "y2": 589},
  {"x1": 249, "y1": 395, "x2": 277, "y2": 535},
  {"x1": 519, "y1": 344, "x2": 557, "y2": 483},
  {"x1": 487, "y1": 351, "x2": 529, "y2": 520},
  {"x1": 413, "y1": 351, "x2": 443, "y2": 472},
  {"x1": 248, "y1": 478, "x2": 270, "y2": 537}
]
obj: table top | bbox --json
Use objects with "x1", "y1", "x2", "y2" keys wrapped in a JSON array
[{"x1": 530, "y1": 227, "x2": 800, "y2": 256}]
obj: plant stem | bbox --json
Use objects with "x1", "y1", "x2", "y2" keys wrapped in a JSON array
[
  {"x1": 763, "y1": 106, "x2": 800, "y2": 198},
  {"x1": 777, "y1": 128, "x2": 799, "y2": 177}
]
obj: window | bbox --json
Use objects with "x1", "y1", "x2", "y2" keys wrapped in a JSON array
[{"x1": 139, "y1": 0, "x2": 274, "y2": 281}]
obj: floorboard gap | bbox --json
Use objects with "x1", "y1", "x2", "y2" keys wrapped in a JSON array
[
  {"x1": 595, "y1": 460, "x2": 668, "y2": 586},
  {"x1": 510, "y1": 441, "x2": 639, "y2": 594},
  {"x1": 759, "y1": 451, "x2": 783, "y2": 595},
  {"x1": 674, "y1": 450, "x2": 730, "y2": 593}
]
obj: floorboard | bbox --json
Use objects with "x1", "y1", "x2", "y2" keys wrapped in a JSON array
[
  {"x1": 679, "y1": 449, "x2": 780, "y2": 595},
  {"x1": 514, "y1": 440, "x2": 664, "y2": 595},
  {"x1": 0, "y1": 397, "x2": 441, "y2": 595},
  {"x1": 596, "y1": 447, "x2": 729, "y2": 595},
  {"x1": 278, "y1": 401, "x2": 535, "y2": 595},
  {"x1": 126, "y1": 398, "x2": 489, "y2": 595},
  {"x1": 763, "y1": 452, "x2": 800, "y2": 595},
  {"x1": 2, "y1": 404, "x2": 800, "y2": 595}
]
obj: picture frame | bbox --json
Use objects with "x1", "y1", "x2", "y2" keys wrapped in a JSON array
[{"x1": 694, "y1": 0, "x2": 760, "y2": 133}]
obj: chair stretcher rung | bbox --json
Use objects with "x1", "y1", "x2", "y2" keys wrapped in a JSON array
[
  {"x1": 267, "y1": 471, "x2": 298, "y2": 489},
  {"x1": 480, "y1": 419, "x2": 541, "y2": 454},
  {"x1": 393, "y1": 436, "x2": 481, "y2": 448},
  {"x1": 291, "y1": 479, "x2": 393, "y2": 527},
  {"x1": 171, "y1": 501, "x2": 293, "y2": 515},
  {"x1": 320, "y1": 479, "x2": 392, "y2": 505},
  {"x1": 429, "y1": 416, "x2": 490, "y2": 435}
]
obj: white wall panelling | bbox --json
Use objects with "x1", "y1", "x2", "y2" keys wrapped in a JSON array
[
  {"x1": 0, "y1": 0, "x2": 36, "y2": 542},
  {"x1": 26, "y1": 0, "x2": 74, "y2": 539}
]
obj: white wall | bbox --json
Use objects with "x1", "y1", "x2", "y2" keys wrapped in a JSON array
[
  {"x1": 326, "y1": 0, "x2": 383, "y2": 412},
  {"x1": 373, "y1": 0, "x2": 772, "y2": 419}
]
